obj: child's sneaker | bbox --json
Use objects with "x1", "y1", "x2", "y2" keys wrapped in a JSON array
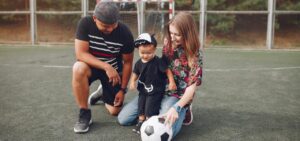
[
  {"x1": 183, "y1": 104, "x2": 193, "y2": 126},
  {"x1": 132, "y1": 121, "x2": 144, "y2": 134}
]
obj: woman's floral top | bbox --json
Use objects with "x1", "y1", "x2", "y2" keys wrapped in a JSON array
[{"x1": 162, "y1": 44, "x2": 203, "y2": 98}]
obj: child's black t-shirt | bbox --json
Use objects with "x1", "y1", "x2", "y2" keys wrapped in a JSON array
[{"x1": 133, "y1": 56, "x2": 168, "y2": 95}]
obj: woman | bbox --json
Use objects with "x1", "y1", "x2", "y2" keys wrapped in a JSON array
[{"x1": 118, "y1": 12, "x2": 203, "y2": 138}]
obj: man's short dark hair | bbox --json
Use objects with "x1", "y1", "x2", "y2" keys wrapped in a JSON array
[{"x1": 94, "y1": 0, "x2": 120, "y2": 24}]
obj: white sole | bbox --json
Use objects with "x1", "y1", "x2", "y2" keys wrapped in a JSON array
[
  {"x1": 74, "y1": 119, "x2": 93, "y2": 133},
  {"x1": 88, "y1": 84, "x2": 103, "y2": 106},
  {"x1": 183, "y1": 104, "x2": 193, "y2": 126}
]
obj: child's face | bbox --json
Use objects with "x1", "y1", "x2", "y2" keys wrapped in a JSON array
[{"x1": 138, "y1": 44, "x2": 156, "y2": 63}]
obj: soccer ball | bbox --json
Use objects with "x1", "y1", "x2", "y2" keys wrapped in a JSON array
[{"x1": 140, "y1": 116, "x2": 173, "y2": 141}]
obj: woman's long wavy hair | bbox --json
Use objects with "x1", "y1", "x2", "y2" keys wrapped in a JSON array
[{"x1": 164, "y1": 12, "x2": 200, "y2": 68}]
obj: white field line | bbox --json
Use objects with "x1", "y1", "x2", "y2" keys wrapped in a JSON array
[
  {"x1": 43, "y1": 65, "x2": 72, "y2": 68},
  {"x1": 0, "y1": 64, "x2": 71, "y2": 68}
]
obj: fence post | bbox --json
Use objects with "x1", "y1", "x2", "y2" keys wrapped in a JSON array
[
  {"x1": 136, "y1": 1, "x2": 141, "y2": 35},
  {"x1": 82, "y1": 0, "x2": 88, "y2": 17},
  {"x1": 267, "y1": 0, "x2": 276, "y2": 49},
  {"x1": 160, "y1": 2, "x2": 165, "y2": 32},
  {"x1": 169, "y1": 0, "x2": 175, "y2": 19},
  {"x1": 200, "y1": 0, "x2": 207, "y2": 49},
  {"x1": 140, "y1": 1, "x2": 145, "y2": 34},
  {"x1": 30, "y1": 0, "x2": 36, "y2": 45}
]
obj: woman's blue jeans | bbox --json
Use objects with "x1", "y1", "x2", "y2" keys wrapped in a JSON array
[{"x1": 117, "y1": 95, "x2": 187, "y2": 138}]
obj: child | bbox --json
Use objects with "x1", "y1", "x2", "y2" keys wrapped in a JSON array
[{"x1": 130, "y1": 33, "x2": 177, "y2": 134}]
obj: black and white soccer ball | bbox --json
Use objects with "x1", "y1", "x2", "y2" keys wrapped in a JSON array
[{"x1": 140, "y1": 116, "x2": 173, "y2": 141}]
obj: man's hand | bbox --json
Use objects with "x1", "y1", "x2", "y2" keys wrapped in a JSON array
[
  {"x1": 113, "y1": 90, "x2": 124, "y2": 107},
  {"x1": 104, "y1": 64, "x2": 121, "y2": 86}
]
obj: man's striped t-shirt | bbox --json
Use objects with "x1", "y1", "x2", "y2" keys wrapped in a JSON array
[{"x1": 76, "y1": 16, "x2": 134, "y2": 72}]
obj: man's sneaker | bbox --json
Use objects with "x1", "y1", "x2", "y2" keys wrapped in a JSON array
[
  {"x1": 88, "y1": 84, "x2": 103, "y2": 105},
  {"x1": 74, "y1": 108, "x2": 92, "y2": 133},
  {"x1": 183, "y1": 104, "x2": 193, "y2": 126},
  {"x1": 132, "y1": 121, "x2": 144, "y2": 134}
]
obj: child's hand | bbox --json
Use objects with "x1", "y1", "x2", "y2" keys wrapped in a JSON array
[
  {"x1": 129, "y1": 82, "x2": 136, "y2": 90},
  {"x1": 168, "y1": 82, "x2": 177, "y2": 91}
]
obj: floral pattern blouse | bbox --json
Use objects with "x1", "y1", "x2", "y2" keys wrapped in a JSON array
[{"x1": 162, "y1": 44, "x2": 203, "y2": 98}]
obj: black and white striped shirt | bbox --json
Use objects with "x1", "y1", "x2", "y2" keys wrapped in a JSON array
[{"x1": 76, "y1": 16, "x2": 134, "y2": 72}]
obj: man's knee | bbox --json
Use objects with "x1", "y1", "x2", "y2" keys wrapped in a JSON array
[{"x1": 72, "y1": 61, "x2": 90, "y2": 77}]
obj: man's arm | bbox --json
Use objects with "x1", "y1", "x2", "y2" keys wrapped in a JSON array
[
  {"x1": 113, "y1": 52, "x2": 133, "y2": 107},
  {"x1": 75, "y1": 39, "x2": 121, "y2": 85},
  {"x1": 120, "y1": 52, "x2": 134, "y2": 89},
  {"x1": 75, "y1": 39, "x2": 102, "y2": 68}
]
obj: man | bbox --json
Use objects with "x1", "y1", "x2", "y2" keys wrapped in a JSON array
[{"x1": 72, "y1": 0, "x2": 134, "y2": 133}]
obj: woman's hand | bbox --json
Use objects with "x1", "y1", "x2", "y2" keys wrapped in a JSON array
[{"x1": 164, "y1": 107, "x2": 179, "y2": 128}]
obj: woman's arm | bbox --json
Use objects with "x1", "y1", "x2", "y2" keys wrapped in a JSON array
[
  {"x1": 164, "y1": 83, "x2": 197, "y2": 126},
  {"x1": 176, "y1": 82, "x2": 196, "y2": 107}
]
